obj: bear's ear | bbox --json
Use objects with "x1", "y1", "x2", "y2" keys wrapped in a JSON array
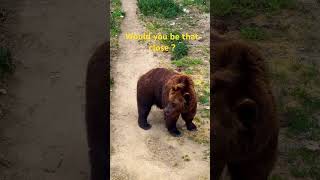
[
  {"x1": 183, "y1": 93, "x2": 191, "y2": 104},
  {"x1": 172, "y1": 83, "x2": 184, "y2": 91},
  {"x1": 235, "y1": 98, "x2": 257, "y2": 128}
]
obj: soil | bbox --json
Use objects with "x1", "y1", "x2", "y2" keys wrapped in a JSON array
[
  {"x1": 0, "y1": 0, "x2": 106, "y2": 179},
  {"x1": 110, "y1": 0, "x2": 210, "y2": 179}
]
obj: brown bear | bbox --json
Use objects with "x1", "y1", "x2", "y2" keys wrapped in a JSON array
[
  {"x1": 85, "y1": 41, "x2": 109, "y2": 180},
  {"x1": 137, "y1": 68, "x2": 197, "y2": 136},
  {"x1": 211, "y1": 39, "x2": 279, "y2": 180}
]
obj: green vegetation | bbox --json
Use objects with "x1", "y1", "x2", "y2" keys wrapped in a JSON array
[
  {"x1": 288, "y1": 148, "x2": 320, "y2": 179},
  {"x1": 240, "y1": 26, "x2": 266, "y2": 40},
  {"x1": 138, "y1": 0, "x2": 183, "y2": 18},
  {"x1": 171, "y1": 57, "x2": 202, "y2": 68},
  {"x1": 0, "y1": 47, "x2": 14, "y2": 78},
  {"x1": 212, "y1": 0, "x2": 296, "y2": 17},
  {"x1": 172, "y1": 41, "x2": 188, "y2": 60},
  {"x1": 111, "y1": 0, "x2": 125, "y2": 37},
  {"x1": 270, "y1": 59, "x2": 320, "y2": 140},
  {"x1": 199, "y1": 86, "x2": 209, "y2": 105},
  {"x1": 161, "y1": 31, "x2": 189, "y2": 60},
  {"x1": 211, "y1": 0, "x2": 233, "y2": 17},
  {"x1": 181, "y1": 0, "x2": 210, "y2": 12}
]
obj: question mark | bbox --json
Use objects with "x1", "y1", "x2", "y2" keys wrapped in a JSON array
[{"x1": 171, "y1": 44, "x2": 176, "y2": 51}]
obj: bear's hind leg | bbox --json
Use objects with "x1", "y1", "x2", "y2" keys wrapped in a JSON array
[{"x1": 138, "y1": 103, "x2": 152, "y2": 130}]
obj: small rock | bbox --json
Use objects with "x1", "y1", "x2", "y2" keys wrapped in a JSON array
[
  {"x1": 183, "y1": 8, "x2": 190, "y2": 13},
  {"x1": 198, "y1": 37, "x2": 205, "y2": 42},
  {"x1": 170, "y1": 22, "x2": 175, "y2": 26}
]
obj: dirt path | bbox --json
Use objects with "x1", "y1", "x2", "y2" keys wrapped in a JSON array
[
  {"x1": 110, "y1": 0, "x2": 209, "y2": 179},
  {"x1": 0, "y1": 0, "x2": 106, "y2": 179}
]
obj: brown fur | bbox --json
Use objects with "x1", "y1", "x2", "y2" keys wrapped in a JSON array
[
  {"x1": 137, "y1": 68, "x2": 197, "y2": 136},
  {"x1": 211, "y1": 40, "x2": 279, "y2": 180},
  {"x1": 85, "y1": 41, "x2": 109, "y2": 179}
]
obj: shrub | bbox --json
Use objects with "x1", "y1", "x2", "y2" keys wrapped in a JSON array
[{"x1": 138, "y1": 0, "x2": 183, "y2": 18}]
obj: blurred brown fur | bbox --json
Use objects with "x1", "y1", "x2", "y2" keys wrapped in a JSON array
[
  {"x1": 85, "y1": 41, "x2": 109, "y2": 180},
  {"x1": 211, "y1": 38, "x2": 279, "y2": 180}
]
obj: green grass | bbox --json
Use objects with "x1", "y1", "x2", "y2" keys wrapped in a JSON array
[
  {"x1": 160, "y1": 30, "x2": 189, "y2": 60},
  {"x1": 111, "y1": 0, "x2": 125, "y2": 37},
  {"x1": 270, "y1": 59, "x2": 320, "y2": 140},
  {"x1": 211, "y1": 0, "x2": 296, "y2": 17},
  {"x1": 181, "y1": 0, "x2": 210, "y2": 12},
  {"x1": 138, "y1": 0, "x2": 183, "y2": 19},
  {"x1": 184, "y1": 68, "x2": 193, "y2": 75},
  {"x1": 172, "y1": 41, "x2": 188, "y2": 60},
  {"x1": 240, "y1": 26, "x2": 266, "y2": 40},
  {"x1": 198, "y1": 82, "x2": 210, "y2": 105},
  {"x1": 0, "y1": 47, "x2": 14, "y2": 78},
  {"x1": 171, "y1": 57, "x2": 202, "y2": 68},
  {"x1": 211, "y1": 0, "x2": 233, "y2": 17},
  {"x1": 288, "y1": 148, "x2": 320, "y2": 179}
]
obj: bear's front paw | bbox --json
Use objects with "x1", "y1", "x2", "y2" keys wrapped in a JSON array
[
  {"x1": 186, "y1": 122, "x2": 197, "y2": 131},
  {"x1": 138, "y1": 122, "x2": 152, "y2": 130},
  {"x1": 168, "y1": 128, "x2": 181, "y2": 137}
]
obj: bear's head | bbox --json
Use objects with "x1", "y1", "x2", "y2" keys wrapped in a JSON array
[{"x1": 164, "y1": 75, "x2": 193, "y2": 117}]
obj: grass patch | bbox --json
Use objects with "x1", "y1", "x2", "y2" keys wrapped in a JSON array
[
  {"x1": 111, "y1": 0, "x2": 125, "y2": 37},
  {"x1": 199, "y1": 83, "x2": 210, "y2": 105},
  {"x1": 288, "y1": 148, "x2": 320, "y2": 179},
  {"x1": 212, "y1": 0, "x2": 296, "y2": 17},
  {"x1": 270, "y1": 59, "x2": 320, "y2": 140},
  {"x1": 138, "y1": 0, "x2": 183, "y2": 19},
  {"x1": 211, "y1": 0, "x2": 233, "y2": 17},
  {"x1": 240, "y1": 26, "x2": 266, "y2": 40},
  {"x1": 183, "y1": 68, "x2": 194, "y2": 75},
  {"x1": 171, "y1": 57, "x2": 202, "y2": 68},
  {"x1": 160, "y1": 30, "x2": 189, "y2": 60},
  {"x1": 0, "y1": 47, "x2": 14, "y2": 78},
  {"x1": 172, "y1": 41, "x2": 188, "y2": 60},
  {"x1": 181, "y1": 0, "x2": 210, "y2": 12}
]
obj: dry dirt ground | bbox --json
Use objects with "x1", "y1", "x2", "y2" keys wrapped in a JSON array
[
  {"x1": 0, "y1": 0, "x2": 106, "y2": 179},
  {"x1": 110, "y1": 0, "x2": 210, "y2": 179}
]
